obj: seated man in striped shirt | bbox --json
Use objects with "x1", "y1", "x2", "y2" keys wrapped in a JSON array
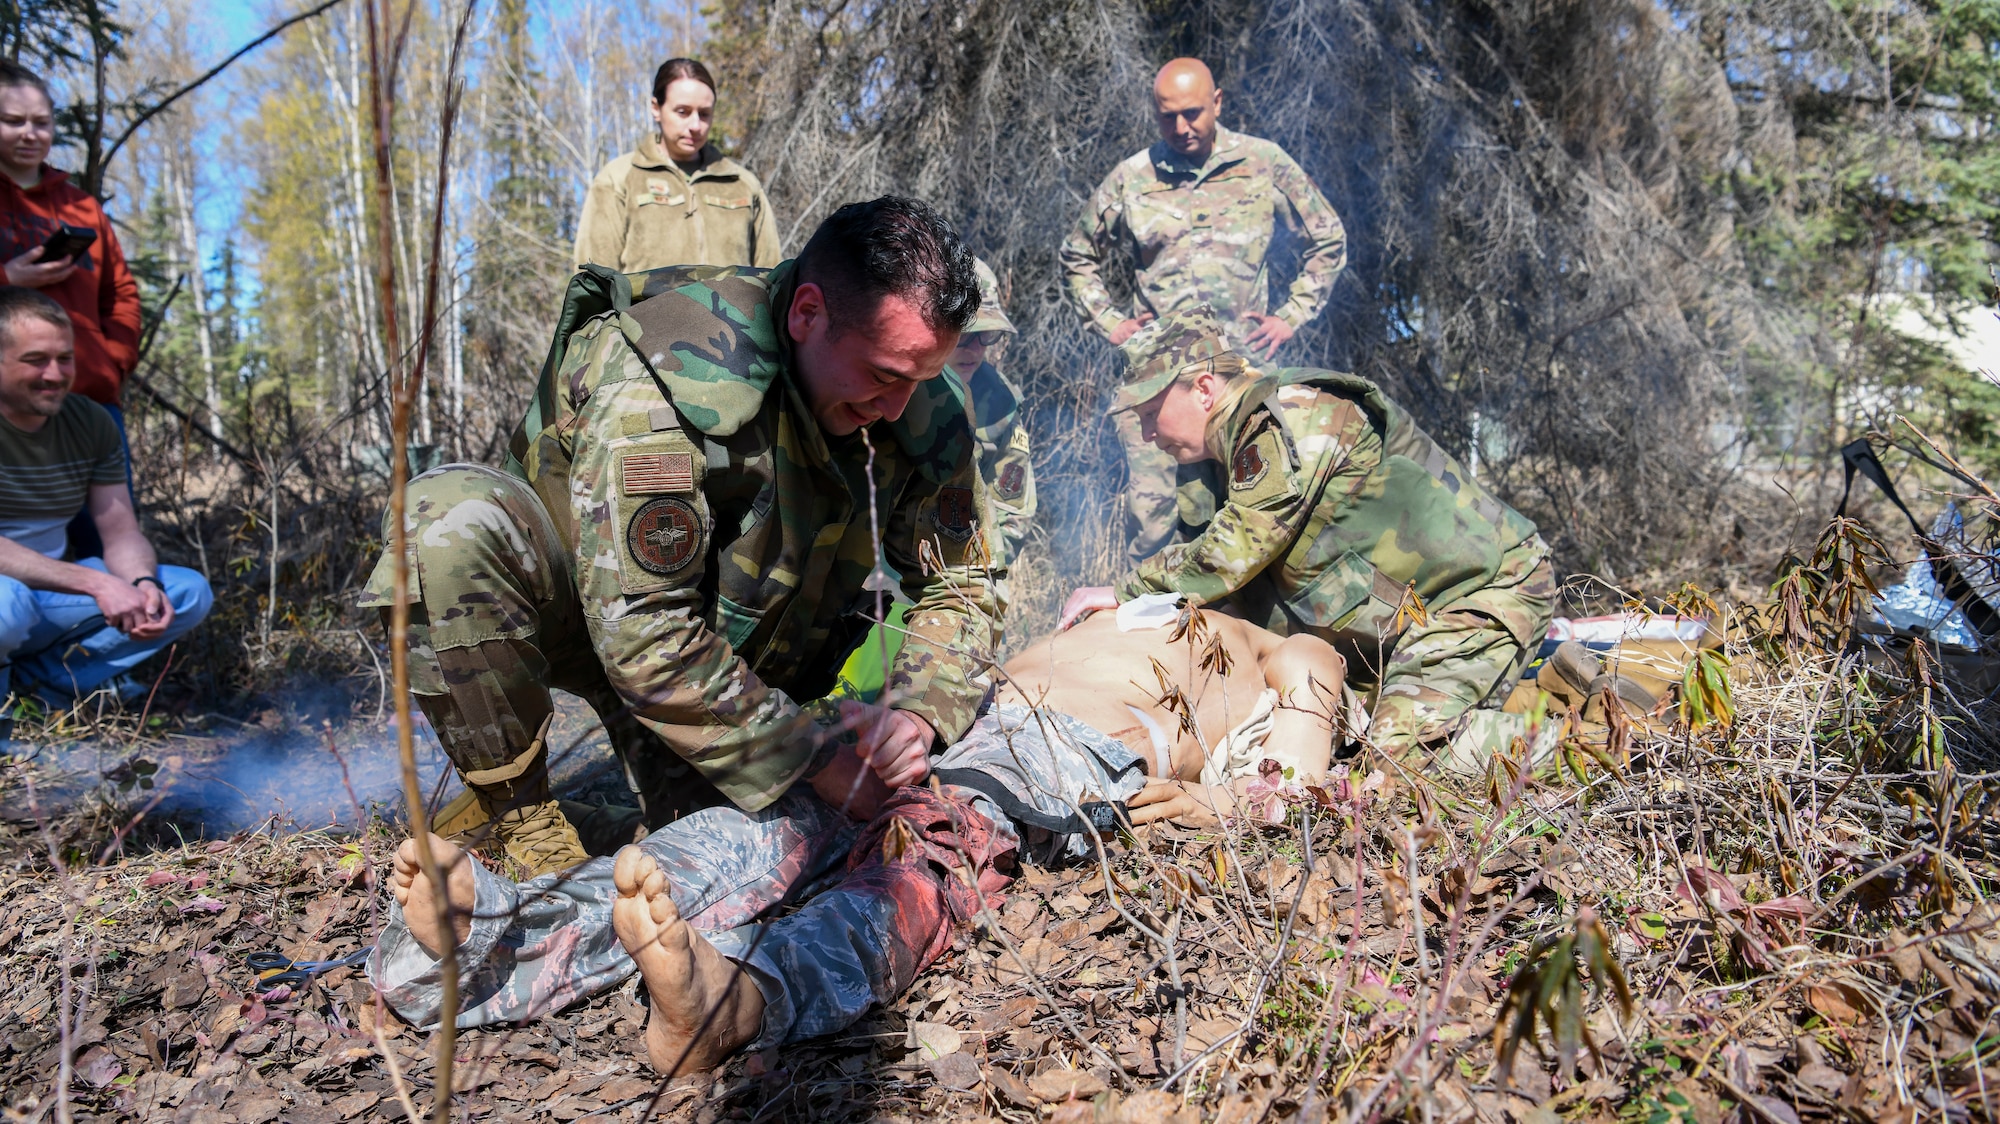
[{"x1": 0, "y1": 286, "x2": 211, "y2": 712}]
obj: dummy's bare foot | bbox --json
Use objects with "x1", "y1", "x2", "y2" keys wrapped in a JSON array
[
  {"x1": 391, "y1": 833, "x2": 476, "y2": 958},
  {"x1": 612, "y1": 845, "x2": 766, "y2": 1075}
]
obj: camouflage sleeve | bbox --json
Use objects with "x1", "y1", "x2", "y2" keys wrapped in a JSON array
[
  {"x1": 1059, "y1": 170, "x2": 1131, "y2": 339},
  {"x1": 569, "y1": 316, "x2": 819, "y2": 812},
  {"x1": 574, "y1": 160, "x2": 630, "y2": 271},
  {"x1": 877, "y1": 382, "x2": 1005, "y2": 747},
  {"x1": 1267, "y1": 150, "x2": 1347, "y2": 330},
  {"x1": 988, "y1": 422, "x2": 1036, "y2": 568},
  {"x1": 1115, "y1": 395, "x2": 1379, "y2": 604}
]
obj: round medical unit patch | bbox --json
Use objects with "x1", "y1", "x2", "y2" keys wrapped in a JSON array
[{"x1": 628, "y1": 496, "x2": 704, "y2": 575}]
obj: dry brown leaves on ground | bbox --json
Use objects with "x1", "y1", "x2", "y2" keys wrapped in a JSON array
[{"x1": 2, "y1": 613, "x2": 1998, "y2": 1122}]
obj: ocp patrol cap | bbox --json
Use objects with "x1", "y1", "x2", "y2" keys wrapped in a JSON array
[
  {"x1": 1108, "y1": 304, "x2": 1232, "y2": 414},
  {"x1": 965, "y1": 258, "x2": 1017, "y2": 335}
]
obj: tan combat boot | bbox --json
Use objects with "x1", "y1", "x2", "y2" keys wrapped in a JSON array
[
  {"x1": 429, "y1": 787, "x2": 488, "y2": 841},
  {"x1": 447, "y1": 716, "x2": 590, "y2": 877},
  {"x1": 482, "y1": 795, "x2": 591, "y2": 878}
]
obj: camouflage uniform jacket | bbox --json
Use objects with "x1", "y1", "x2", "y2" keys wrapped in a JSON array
[
  {"x1": 1060, "y1": 126, "x2": 1347, "y2": 352},
  {"x1": 574, "y1": 136, "x2": 782, "y2": 273},
  {"x1": 957, "y1": 360, "x2": 1035, "y2": 568},
  {"x1": 505, "y1": 262, "x2": 1001, "y2": 812},
  {"x1": 1115, "y1": 370, "x2": 1542, "y2": 651}
]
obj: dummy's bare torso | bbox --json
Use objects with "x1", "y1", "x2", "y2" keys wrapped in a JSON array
[{"x1": 995, "y1": 610, "x2": 1290, "y2": 779}]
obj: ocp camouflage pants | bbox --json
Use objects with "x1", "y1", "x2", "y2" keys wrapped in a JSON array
[
  {"x1": 359, "y1": 464, "x2": 722, "y2": 825},
  {"x1": 1113, "y1": 412, "x2": 1214, "y2": 564},
  {"x1": 369, "y1": 783, "x2": 1017, "y2": 1047},
  {"x1": 1364, "y1": 536, "x2": 1557, "y2": 772}
]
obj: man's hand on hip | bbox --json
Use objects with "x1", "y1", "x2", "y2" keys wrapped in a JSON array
[
  {"x1": 1057, "y1": 586, "x2": 1118, "y2": 631},
  {"x1": 1108, "y1": 314, "x2": 1155, "y2": 346},
  {"x1": 5, "y1": 246, "x2": 78, "y2": 289},
  {"x1": 1243, "y1": 313, "x2": 1294, "y2": 360},
  {"x1": 1125, "y1": 779, "x2": 1215, "y2": 828}
]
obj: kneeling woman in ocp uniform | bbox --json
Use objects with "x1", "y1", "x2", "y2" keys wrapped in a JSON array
[{"x1": 574, "y1": 58, "x2": 781, "y2": 273}]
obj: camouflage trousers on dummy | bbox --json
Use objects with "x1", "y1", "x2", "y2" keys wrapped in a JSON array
[
  {"x1": 358, "y1": 463, "x2": 724, "y2": 827},
  {"x1": 370, "y1": 784, "x2": 1015, "y2": 1044},
  {"x1": 368, "y1": 708, "x2": 1143, "y2": 1043},
  {"x1": 1363, "y1": 536, "x2": 1558, "y2": 775}
]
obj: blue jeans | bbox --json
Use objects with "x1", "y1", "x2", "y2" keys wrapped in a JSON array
[{"x1": 0, "y1": 560, "x2": 213, "y2": 703}]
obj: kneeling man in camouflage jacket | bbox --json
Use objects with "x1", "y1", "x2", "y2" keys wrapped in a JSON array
[
  {"x1": 361, "y1": 195, "x2": 1021, "y2": 1073},
  {"x1": 363, "y1": 197, "x2": 1005, "y2": 878},
  {"x1": 1061, "y1": 306, "x2": 1557, "y2": 772}
]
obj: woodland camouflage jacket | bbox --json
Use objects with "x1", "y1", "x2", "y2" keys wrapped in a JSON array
[
  {"x1": 1060, "y1": 126, "x2": 1347, "y2": 350},
  {"x1": 1115, "y1": 370, "x2": 1542, "y2": 651},
  {"x1": 504, "y1": 262, "x2": 1002, "y2": 811},
  {"x1": 573, "y1": 136, "x2": 783, "y2": 273}
]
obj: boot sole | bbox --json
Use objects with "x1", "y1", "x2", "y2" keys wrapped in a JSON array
[
  {"x1": 1537, "y1": 640, "x2": 1602, "y2": 705},
  {"x1": 1583, "y1": 673, "x2": 1661, "y2": 722}
]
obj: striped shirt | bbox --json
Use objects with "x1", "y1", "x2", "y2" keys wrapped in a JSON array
[{"x1": 0, "y1": 395, "x2": 125, "y2": 558}]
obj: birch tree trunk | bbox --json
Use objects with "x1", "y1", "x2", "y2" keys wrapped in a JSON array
[{"x1": 167, "y1": 151, "x2": 224, "y2": 440}]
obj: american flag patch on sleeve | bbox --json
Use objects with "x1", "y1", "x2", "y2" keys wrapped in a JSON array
[{"x1": 620, "y1": 452, "x2": 696, "y2": 494}]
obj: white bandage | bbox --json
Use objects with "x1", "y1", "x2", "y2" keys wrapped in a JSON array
[
  {"x1": 1201, "y1": 688, "x2": 1280, "y2": 786},
  {"x1": 1115, "y1": 592, "x2": 1184, "y2": 632}
]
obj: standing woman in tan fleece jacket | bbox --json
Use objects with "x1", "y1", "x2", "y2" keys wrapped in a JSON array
[{"x1": 573, "y1": 59, "x2": 782, "y2": 273}]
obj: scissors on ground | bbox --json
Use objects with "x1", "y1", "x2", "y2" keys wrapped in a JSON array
[{"x1": 246, "y1": 948, "x2": 372, "y2": 992}]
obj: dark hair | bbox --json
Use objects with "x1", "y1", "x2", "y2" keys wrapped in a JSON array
[
  {"x1": 0, "y1": 286, "x2": 71, "y2": 350},
  {"x1": 651, "y1": 58, "x2": 715, "y2": 103},
  {"x1": 0, "y1": 60, "x2": 51, "y2": 105},
  {"x1": 796, "y1": 197, "x2": 980, "y2": 337}
]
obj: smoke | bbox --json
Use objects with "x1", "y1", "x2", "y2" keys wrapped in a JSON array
[{"x1": 14, "y1": 685, "x2": 626, "y2": 839}]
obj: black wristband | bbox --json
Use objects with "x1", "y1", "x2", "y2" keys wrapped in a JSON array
[{"x1": 132, "y1": 574, "x2": 164, "y2": 591}]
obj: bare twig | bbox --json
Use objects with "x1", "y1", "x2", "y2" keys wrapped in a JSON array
[{"x1": 368, "y1": 0, "x2": 478, "y2": 1118}]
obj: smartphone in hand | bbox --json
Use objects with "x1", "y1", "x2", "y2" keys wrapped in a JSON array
[{"x1": 38, "y1": 223, "x2": 97, "y2": 264}]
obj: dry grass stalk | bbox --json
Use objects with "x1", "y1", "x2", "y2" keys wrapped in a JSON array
[{"x1": 366, "y1": 0, "x2": 479, "y2": 1116}]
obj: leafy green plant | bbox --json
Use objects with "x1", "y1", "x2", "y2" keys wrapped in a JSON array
[
  {"x1": 1493, "y1": 908, "x2": 1634, "y2": 1084},
  {"x1": 103, "y1": 757, "x2": 158, "y2": 794},
  {"x1": 1765, "y1": 517, "x2": 1890, "y2": 655},
  {"x1": 1681, "y1": 648, "x2": 1735, "y2": 733}
]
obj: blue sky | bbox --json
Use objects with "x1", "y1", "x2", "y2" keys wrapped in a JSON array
[
  {"x1": 74, "y1": 0, "x2": 683, "y2": 305},
  {"x1": 105, "y1": 0, "x2": 376, "y2": 295},
  {"x1": 210, "y1": 0, "x2": 264, "y2": 43},
  {"x1": 180, "y1": 0, "x2": 263, "y2": 276}
]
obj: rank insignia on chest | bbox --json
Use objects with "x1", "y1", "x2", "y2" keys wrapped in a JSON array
[
  {"x1": 996, "y1": 463, "x2": 1026, "y2": 501},
  {"x1": 1231, "y1": 442, "x2": 1270, "y2": 491},
  {"x1": 644, "y1": 179, "x2": 686, "y2": 207},
  {"x1": 628, "y1": 496, "x2": 703, "y2": 574},
  {"x1": 935, "y1": 486, "x2": 976, "y2": 540}
]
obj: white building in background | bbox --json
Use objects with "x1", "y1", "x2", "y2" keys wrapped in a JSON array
[{"x1": 1871, "y1": 295, "x2": 2000, "y2": 388}]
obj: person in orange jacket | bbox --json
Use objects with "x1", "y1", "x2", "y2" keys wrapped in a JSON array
[{"x1": 0, "y1": 60, "x2": 143, "y2": 560}]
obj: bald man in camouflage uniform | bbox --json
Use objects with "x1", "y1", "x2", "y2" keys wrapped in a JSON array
[
  {"x1": 361, "y1": 198, "x2": 1003, "y2": 875},
  {"x1": 1061, "y1": 58, "x2": 1347, "y2": 561},
  {"x1": 1063, "y1": 307, "x2": 1556, "y2": 771}
]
